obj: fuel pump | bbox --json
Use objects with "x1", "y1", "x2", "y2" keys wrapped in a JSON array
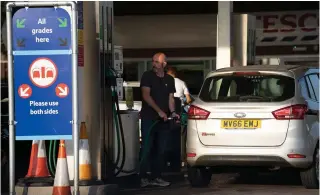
[
  {"x1": 99, "y1": 4, "x2": 129, "y2": 181},
  {"x1": 111, "y1": 46, "x2": 140, "y2": 177},
  {"x1": 99, "y1": 2, "x2": 137, "y2": 183},
  {"x1": 114, "y1": 46, "x2": 124, "y2": 100},
  {"x1": 99, "y1": 4, "x2": 117, "y2": 182}
]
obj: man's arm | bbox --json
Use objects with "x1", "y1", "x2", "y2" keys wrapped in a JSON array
[
  {"x1": 185, "y1": 94, "x2": 192, "y2": 104},
  {"x1": 169, "y1": 93, "x2": 175, "y2": 113},
  {"x1": 168, "y1": 76, "x2": 176, "y2": 114},
  {"x1": 141, "y1": 86, "x2": 162, "y2": 113},
  {"x1": 183, "y1": 81, "x2": 192, "y2": 104}
]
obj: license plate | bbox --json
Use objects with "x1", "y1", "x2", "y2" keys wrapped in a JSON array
[{"x1": 220, "y1": 119, "x2": 261, "y2": 129}]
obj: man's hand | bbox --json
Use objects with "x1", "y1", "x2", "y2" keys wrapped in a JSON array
[
  {"x1": 158, "y1": 110, "x2": 168, "y2": 121},
  {"x1": 171, "y1": 111, "x2": 180, "y2": 119}
]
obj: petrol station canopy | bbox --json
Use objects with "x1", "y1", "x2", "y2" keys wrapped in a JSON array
[{"x1": 114, "y1": 1, "x2": 319, "y2": 16}]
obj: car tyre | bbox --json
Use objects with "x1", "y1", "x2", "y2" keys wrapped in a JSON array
[
  {"x1": 300, "y1": 146, "x2": 319, "y2": 189},
  {"x1": 187, "y1": 166, "x2": 212, "y2": 187}
]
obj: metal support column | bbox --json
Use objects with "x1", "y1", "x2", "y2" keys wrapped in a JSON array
[
  {"x1": 232, "y1": 14, "x2": 256, "y2": 66},
  {"x1": 216, "y1": 1, "x2": 233, "y2": 69}
]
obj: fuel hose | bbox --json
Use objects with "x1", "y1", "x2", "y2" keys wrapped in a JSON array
[
  {"x1": 114, "y1": 116, "x2": 177, "y2": 174},
  {"x1": 48, "y1": 140, "x2": 58, "y2": 176},
  {"x1": 111, "y1": 78, "x2": 162, "y2": 174},
  {"x1": 113, "y1": 85, "x2": 127, "y2": 176}
]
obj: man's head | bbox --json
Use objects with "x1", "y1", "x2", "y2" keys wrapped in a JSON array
[
  {"x1": 167, "y1": 66, "x2": 177, "y2": 78},
  {"x1": 152, "y1": 53, "x2": 167, "y2": 73}
]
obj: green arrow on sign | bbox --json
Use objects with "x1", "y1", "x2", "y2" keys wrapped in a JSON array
[
  {"x1": 16, "y1": 19, "x2": 26, "y2": 28},
  {"x1": 58, "y1": 18, "x2": 67, "y2": 27}
]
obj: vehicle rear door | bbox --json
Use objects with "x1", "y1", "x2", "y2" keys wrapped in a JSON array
[{"x1": 190, "y1": 71, "x2": 299, "y2": 147}]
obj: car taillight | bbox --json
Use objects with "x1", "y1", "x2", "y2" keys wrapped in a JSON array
[
  {"x1": 272, "y1": 104, "x2": 308, "y2": 120},
  {"x1": 187, "y1": 153, "x2": 196, "y2": 158},
  {"x1": 188, "y1": 105, "x2": 210, "y2": 120},
  {"x1": 287, "y1": 154, "x2": 306, "y2": 158}
]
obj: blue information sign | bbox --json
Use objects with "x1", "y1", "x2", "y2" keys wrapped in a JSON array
[{"x1": 12, "y1": 8, "x2": 73, "y2": 140}]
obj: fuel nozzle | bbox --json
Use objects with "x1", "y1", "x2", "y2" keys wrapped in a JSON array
[
  {"x1": 167, "y1": 117, "x2": 179, "y2": 121},
  {"x1": 157, "y1": 114, "x2": 180, "y2": 123},
  {"x1": 167, "y1": 116, "x2": 181, "y2": 130}
]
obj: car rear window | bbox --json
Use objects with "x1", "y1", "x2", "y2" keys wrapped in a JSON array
[{"x1": 199, "y1": 73, "x2": 295, "y2": 102}]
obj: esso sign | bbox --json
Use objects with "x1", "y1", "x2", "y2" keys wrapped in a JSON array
[{"x1": 256, "y1": 12, "x2": 319, "y2": 33}]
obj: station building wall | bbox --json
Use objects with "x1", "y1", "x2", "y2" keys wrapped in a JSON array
[{"x1": 114, "y1": 10, "x2": 319, "y2": 58}]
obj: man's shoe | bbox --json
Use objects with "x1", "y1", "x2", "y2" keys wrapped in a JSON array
[
  {"x1": 151, "y1": 178, "x2": 171, "y2": 187},
  {"x1": 140, "y1": 178, "x2": 151, "y2": 188}
]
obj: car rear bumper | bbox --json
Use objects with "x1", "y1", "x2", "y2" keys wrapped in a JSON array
[
  {"x1": 187, "y1": 148, "x2": 313, "y2": 169},
  {"x1": 189, "y1": 154, "x2": 310, "y2": 168},
  {"x1": 186, "y1": 130, "x2": 314, "y2": 169}
]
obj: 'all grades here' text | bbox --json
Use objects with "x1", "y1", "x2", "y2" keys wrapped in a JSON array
[{"x1": 32, "y1": 18, "x2": 53, "y2": 43}]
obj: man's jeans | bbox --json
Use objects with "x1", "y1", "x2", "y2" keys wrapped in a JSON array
[{"x1": 140, "y1": 119, "x2": 170, "y2": 179}]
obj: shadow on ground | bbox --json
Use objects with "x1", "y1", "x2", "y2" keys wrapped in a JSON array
[
  {"x1": 117, "y1": 169, "x2": 303, "y2": 195},
  {"x1": 233, "y1": 170, "x2": 302, "y2": 186}
]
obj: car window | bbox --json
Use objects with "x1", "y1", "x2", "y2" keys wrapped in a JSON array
[
  {"x1": 199, "y1": 73, "x2": 295, "y2": 102},
  {"x1": 308, "y1": 74, "x2": 319, "y2": 101},
  {"x1": 305, "y1": 76, "x2": 317, "y2": 101}
]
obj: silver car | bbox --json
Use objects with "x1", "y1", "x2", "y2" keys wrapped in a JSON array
[{"x1": 186, "y1": 65, "x2": 319, "y2": 189}]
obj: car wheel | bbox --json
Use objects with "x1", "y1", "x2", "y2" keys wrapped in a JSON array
[
  {"x1": 187, "y1": 166, "x2": 212, "y2": 187},
  {"x1": 300, "y1": 146, "x2": 319, "y2": 189}
]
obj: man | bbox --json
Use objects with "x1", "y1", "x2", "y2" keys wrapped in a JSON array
[
  {"x1": 167, "y1": 66, "x2": 192, "y2": 105},
  {"x1": 140, "y1": 52, "x2": 179, "y2": 187}
]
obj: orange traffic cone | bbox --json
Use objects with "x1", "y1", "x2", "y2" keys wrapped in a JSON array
[
  {"x1": 34, "y1": 140, "x2": 51, "y2": 177},
  {"x1": 52, "y1": 140, "x2": 71, "y2": 195},
  {"x1": 25, "y1": 140, "x2": 39, "y2": 177},
  {"x1": 79, "y1": 122, "x2": 93, "y2": 184}
]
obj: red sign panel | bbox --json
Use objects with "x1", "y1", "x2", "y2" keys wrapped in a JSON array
[
  {"x1": 18, "y1": 84, "x2": 32, "y2": 99},
  {"x1": 256, "y1": 12, "x2": 319, "y2": 33},
  {"x1": 55, "y1": 83, "x2": 69, "y2": 98}
]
